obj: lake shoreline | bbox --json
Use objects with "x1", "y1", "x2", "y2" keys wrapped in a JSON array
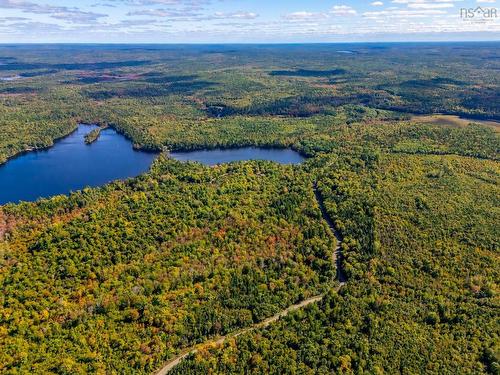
[
  {"x1": 0, "y1": 125, "x2": 304, "y2": 204},
  {"x1": 2, "y1": 110, "x2": 497, "y2": 169},
  {"x1": 0, "y1": 124, "x2": 158, "y2": 205},
  {"x1": 169, "y1": 146, "x2": 305, "y2": 166},
  {"x1": 166, "y1": 143, "x2": 309, "y2": 158},
  {"x1": 0, "y1": 123, "x2": 85, "y2": 167}
]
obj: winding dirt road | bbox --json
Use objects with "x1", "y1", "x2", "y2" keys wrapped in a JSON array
[
  {"x1": 156, "y1": 295, "x2": 324, "y2": 375},
  {"x1": 155, "y1": 182, "x2": 345, "y2": 374}
]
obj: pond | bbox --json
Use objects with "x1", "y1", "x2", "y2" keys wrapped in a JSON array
[
  {"x1": 0, "y1": 124, "x2": 158, "y2": 204},
  {"x1": 170, "y1": 147, "x2": 305, "y2": 166}
]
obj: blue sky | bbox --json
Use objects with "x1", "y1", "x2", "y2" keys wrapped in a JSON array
[{"x1": 0, "y1": 0, "x2": 498, "y2": 42}]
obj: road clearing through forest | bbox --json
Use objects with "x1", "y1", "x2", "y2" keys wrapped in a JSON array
[
  {"x1": 155, "y1": 295, "x2": 324, "y2": 375},
  {"x1": 313, "y1": 182, "x2": 347, "y2": 285},
  {"x1": 155, "y1": 182, "x2": 345, "y2": 374}
]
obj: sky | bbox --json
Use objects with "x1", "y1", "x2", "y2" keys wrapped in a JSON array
[{"x1": 0, "y1": 0, "x2": 499, "y2": 43}]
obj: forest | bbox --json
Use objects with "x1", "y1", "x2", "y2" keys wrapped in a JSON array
[
  {"x1": 0, "y1": 43, "x2": 498, "y2": 374},
  {"x1": 174, "y1": 153, "x2": 499, "y2": 374}
]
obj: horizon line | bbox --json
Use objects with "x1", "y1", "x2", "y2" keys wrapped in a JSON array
[{"x1": 1, "y1": 40, "x2": 500, "y2": 45}]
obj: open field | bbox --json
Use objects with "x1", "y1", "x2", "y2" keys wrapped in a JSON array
[{"x1": 412, "y1": 114, "x2": 500, "y2": 130}]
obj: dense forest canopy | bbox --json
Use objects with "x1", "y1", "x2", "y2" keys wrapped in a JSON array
[
  {"x1": 174, "y1": 153, "x2": 500, "y2": 374},
  {"x1": 0, "y1": 43, "x2": 499, "y2": 163},
  {"x1": 0, "y1": 43, "x2": 499, "y2": 374}
]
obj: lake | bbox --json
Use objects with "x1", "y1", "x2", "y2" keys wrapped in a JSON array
[
  {"x1": 170, "y1": 147, "x2": 305, "y2": 166},
  {"x1": 0, "y1": 125, "x2": 305, "y2": 205},
  {"x1": 0, "y1": 125, "x2": 158, "y2": 204},
  {"x1": 0, "y1": 75, "x2": 23, "y2": 81}
]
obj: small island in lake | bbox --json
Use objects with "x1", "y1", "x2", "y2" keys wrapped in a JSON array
[{"x1": 84, "y1": 128, "x2": 102, "y2": 144}]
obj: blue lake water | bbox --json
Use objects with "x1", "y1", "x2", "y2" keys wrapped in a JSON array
[
  {"x1": 0, "y1": 76, "x2": 22, "y2": 81},
  {"x1": 0, "y1": 125, "x2": 158, "y2": 204},
  {"x1": 170, "y1": 147, "x2": 305, "y2": 166},
  {"x1": 0, "y1": 125, "x2": 305, "y2": 205}
]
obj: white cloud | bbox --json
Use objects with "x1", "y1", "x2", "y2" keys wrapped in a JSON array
[
  {"x1": 330, "y1": 5, "x2": 357, "y2": 16},
  {"x1": 408, "y1": 3, "x2": 455, "y2": 9},
  {"x1": 0, "y1": 0, "x2": 499, "y2": 42},
  {"x1": 284, "y1": 11, "x2": 327, "y2": 20},
  {"x1": 212, "y1": 11, "x2": 258, "y2": 20},
  {"x1": 0, "y1": 0, "x2": 107, "y2": 23}
]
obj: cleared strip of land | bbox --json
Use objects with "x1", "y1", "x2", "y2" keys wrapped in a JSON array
[
  {"x1": 411, "y1": 114, "x2": 500, "y2": 130},
  {"x1": 155, "y1": 183, "x2": 346, "y2": 374}
]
